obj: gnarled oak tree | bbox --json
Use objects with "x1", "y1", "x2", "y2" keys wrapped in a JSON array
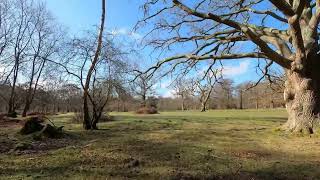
[{"x1": 138, "y1": 0, "x2": 320, "y2": 133}]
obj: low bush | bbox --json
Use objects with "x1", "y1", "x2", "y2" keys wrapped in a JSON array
[
  {"x1": 7, "y1": 111, "x2": 18, "y2": 118},
  {"x1": 135, "y1": 106, "x2": 158, "y2": 114}
]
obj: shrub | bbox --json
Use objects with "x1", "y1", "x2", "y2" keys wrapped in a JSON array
[
  {"x1": 135, "y1": 106, "x2": 158, "y2": 114},
  {"x1": 7, "y1": 111, "x2": 17, "y2": 118}
]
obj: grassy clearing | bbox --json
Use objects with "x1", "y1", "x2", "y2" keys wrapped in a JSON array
[{"x1": 1, "y1": 109, "x2": 320, "y2": 179}]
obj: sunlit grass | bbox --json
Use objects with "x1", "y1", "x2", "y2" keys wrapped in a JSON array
[{"x1": 1, "y1": 109, "x2": 320, "y2": 179}]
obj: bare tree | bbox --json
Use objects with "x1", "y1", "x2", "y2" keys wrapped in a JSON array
[
  {"x1": 133, "y1": 73, "x2": 155, "y2": 107},
  {"x1": 0, "y1": 0, "x2": 12, "y2": 59},
  {"x1": 210, "y1": 79, "x2": 236, "y2": 109},
  {"x1": 195, "y1": 71, "x2": 219, "y2": 112},
  {"x1": 21, "y1": 3, "x2": 62, "y2": 117},
  {"x1": 237, "y1": 79, "x2": 285, "y2": 109},
  {"x1": 7, "y1": 0, "x2": 38, "y2": 114},
  {"x1": 82, "y1": 0, "x2": 105, "y2": 129},
  {"x1": 0, "y1": 0, "x2": 13, "y2": 109},
  {"x1": 172, "y1": 77, "x2": 194, "y2": 111},
  {"x1": 89, "y1": 49, "x2": 128, "y2": 129},
  {"x1": 0, "y1": 0, "x2": 60, "y2": 116},
  {"x1": 52, "y1": 32, "x2": 129, "y2": 129},
  {"x1": 138, "y1": 0, "x2": 320, "y2": 133},
  {"x1": 90, "y1": 72, "x2": 112, "y2": 129}
]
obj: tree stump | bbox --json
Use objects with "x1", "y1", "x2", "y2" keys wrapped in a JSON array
[
  {"x1": 20, "y1": 116, "x2": 64, "y2": 139},
  {"x1": 20, "y1": 117, "x2": 44, "y2": 135}
]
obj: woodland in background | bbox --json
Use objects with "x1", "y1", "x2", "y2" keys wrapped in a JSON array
[
  {"x1": 2, "y1": 0, "x2": 320, "y2": 178},
  {"x1": 0, "y1": 79, "x2": 285, "y2": 114},
  {"x1": 0, "y1": 0, "x2": 286, "y2": 121}
]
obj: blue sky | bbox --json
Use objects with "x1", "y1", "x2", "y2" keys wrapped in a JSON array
[
  {"x1": 44, "y1": 0, "x2": 141, "y2": 34},
  {"x1": 44, "y1": 0, "x2": 272, "y2": 97}
]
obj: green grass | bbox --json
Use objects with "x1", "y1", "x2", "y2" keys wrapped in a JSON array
[{"x1": 1, "y1": 109, "x2": 320, "y2": 179}]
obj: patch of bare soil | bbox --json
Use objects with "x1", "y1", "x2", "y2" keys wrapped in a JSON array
[
  {"x1": 170, "y1": 172, "x2": 259, "y2": 180},
  {"x1": 0, "y1": 118, "x2": 77, "y2": 155},
  {"x1": 0, "y1": 118, "x2": 23, "y2": 128},
  {"x1": 232, "y1": 150, "x2": 271, "y2": 160},
  {"x1": 13, "y1": 137, "x2": 77, "y2": 155},
  {"x1": 0, "y1": 134, "x2": 15, "y2": 153},
  {"x1": 228, "y1": 127, "x2": 267, "y2": 132}
]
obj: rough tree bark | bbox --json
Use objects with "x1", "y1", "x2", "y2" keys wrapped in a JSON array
[
  {"x1": 22, "y1": 57, "x2": 46, "y2": 117},
  {"x1": 83, "y1": 92, "x2": 91, "y2": 130},
  {"x1": 139, "y1": 0, "x2": 320, "y2": 134},
  {"x1": 200, "y1": 88, "x2": 213, "y2": 112},
  {"x1": 181, "y1": 95, "x2": 185, "y2": 111},
  {"x1": 82, "y1": 0, "x2": 106, "y2": 130},
  {"x1": 283, "y1": 55, "x2": 320, "y2": 133},
  {"x1": 239, "y1": 90, "x2": 243, "y2": 110},
  {"x1": 8, "y1": 61, "x2": 19, "y2": 114}
]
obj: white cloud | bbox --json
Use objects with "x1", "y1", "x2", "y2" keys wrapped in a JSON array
[
  {"x1": 159, "y1": 79, "x2": 173, "y2": 88},
  {"x1": 162, "y1": 89, "x2": 176, "y2": 98},
  {"x1": 154, "y1": 79, "x2": 177, "y2": 98},
  {"x1": 221, "y1": 60, "x2": 250, "y2": 77},
  {"x1": 0, "y1": 66, "x2": 5, "y2": 74},
  {"x1": 109, "y1": 27, "x2": 142, "y2": 40},
  {"x1": 197, "y1": 60, "x2": 251, "y2": 78}
]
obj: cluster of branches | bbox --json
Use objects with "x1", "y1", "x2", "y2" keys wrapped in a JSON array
[
  {"x1": 58, "y1": 31, "x2": 132, "y2": 129},
  {"x1": 136, "y1": 0, "x2": 320, "y2": 86},
  {"x1": 0, "y1": 0, "x2": 135, "y2": 130},
  {"x1": 0, "y1": 0, "x2": 63, "y2": 117},
  {"x1": 166, "y1": 76, "x2": 284, "y2": 111}
]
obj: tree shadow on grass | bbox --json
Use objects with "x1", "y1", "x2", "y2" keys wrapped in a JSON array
[
  {"x1": 1, "y1": 125, "x2": 319, "y2": 179},
  {"x1": 70, "y1": 123, "x2": 320, "y2": 179},
  {"x1": 2, "y1": 112, "x2": 318, "y2": 179}
]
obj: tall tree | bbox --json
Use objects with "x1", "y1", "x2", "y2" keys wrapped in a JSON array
[
  {"x1": 82, "y1": 0, "x2": 106, "y2": 130},
  {"x1": 21, "y1": 3, "x2": 62, "y2": 117},
  {"x1": 0, "y1": 0, "x2": 60, "y2": 115},
  {"x1": 139, "y1": 0, "x2": 320, "y2": 134},
  {"x1": 195, "y1": 70, "x2": 219, "y2": 112},
  {"x1": 133, "y1": 73, "x2": 155, "y2": 107},
  {"x1": 172, "y1": 77, "x2": 194, "y2": 111},
  {"x1": 7, "y1": 0, "x2": 37, "y2": 114}
]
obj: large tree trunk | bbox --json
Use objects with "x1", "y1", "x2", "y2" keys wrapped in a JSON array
[
  {"x1": 255, "y1": 98, "x2": 259, "y2": 109},
  {"x1": 141, "y1": 94, "x2": 146, "y2": 107},
  {"x1": 200, "y1": 103, "x2": 206, "y2": 112},
  {"x1": 8, "y1": 98, "x2": 15, "y2": 114},
  {"x1": 22, "y1": 100, "x2": 30, "y2": 117},
  {"x1": 283, "y1": 66, "x2": 320, "y2": 134},
  {"x1": 8, "y1": 65, "x2": 19, "y2": 114},
  {"x1": 82, "y1": 0, "x2": 105, "y2": 130},
  {"x1": 181, "y1": 95, "x2": 185, "y2": 111},
  {"x1": 200, "y1": 89, "x2": 212, "y2": 112},
  {"x1": 22, "y1": 82, "x2": 34, "y2": 117},
  {"x1": 83, "y1": 92, "x2": 92, "y2": 130},
  {"x1": 92, "y1": 110, "x2": 102, "y2": 130},
  {"x1": 239, "y1": 90, "x2": 243, "y2": 109}
]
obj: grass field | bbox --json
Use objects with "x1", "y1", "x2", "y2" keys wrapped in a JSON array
[{"x1": 1, "y1": 109, "x2": 320, "y2": 179}]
